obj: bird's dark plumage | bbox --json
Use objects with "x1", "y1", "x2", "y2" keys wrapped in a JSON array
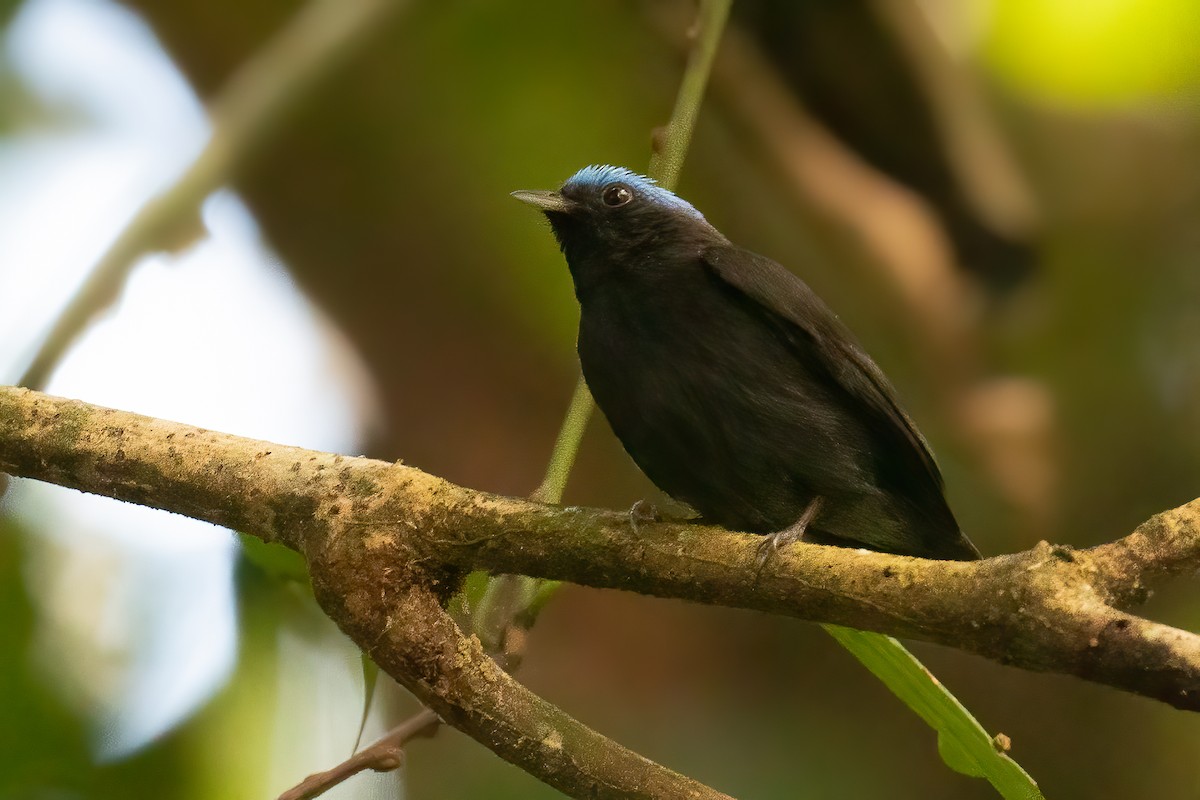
[{"x1": 513, "y1": 165, "x2": 980, "y2": 561}]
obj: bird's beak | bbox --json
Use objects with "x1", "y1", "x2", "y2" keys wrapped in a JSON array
[{"x1": 510, "y1": 189, "x2": 573, "y2": 214}]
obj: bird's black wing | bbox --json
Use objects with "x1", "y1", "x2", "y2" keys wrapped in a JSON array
[{"x1": 700, "y1": 243, "x2": 944, "y2": 493}]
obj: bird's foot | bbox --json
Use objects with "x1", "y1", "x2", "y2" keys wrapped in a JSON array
[
  {"x1": 628, "y1": 499, "x2": 662, "y2": 535},
  {"x1": 756, "y1": 496, "x2": 825, "y2": 570}
]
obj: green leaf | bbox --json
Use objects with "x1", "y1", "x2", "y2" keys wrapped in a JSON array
[
  {"x1": 938, "y1": 729, "x2": 985, "y2": 778},
  {"x1": 523, "y1": 579, "x2": 563, "y2": 622},
  {"x1": 453, "y1": 569, "x2": 494, "y2": 620},
  {"x1": 823, "y1": 625, "x2": 1043, "y2": 799},
  {"x1": 353, "y1": 653, "x2": 380, "y2": 754}
]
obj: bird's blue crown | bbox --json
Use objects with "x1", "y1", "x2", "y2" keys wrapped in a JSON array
[{"x1": 563, "y1": 165, "x2": 706, "y2": 222}]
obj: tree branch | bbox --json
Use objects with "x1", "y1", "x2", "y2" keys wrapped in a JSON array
[
  {"x1": 278, "y1": 708, "x2": 439, "y2": 800},
  {"x1": 2, "y1": 386, "x2": 1199, "y2": 794}
]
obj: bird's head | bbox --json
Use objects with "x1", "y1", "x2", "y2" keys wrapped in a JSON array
[{"x1": 512, "y1": 165, "x2": 722, "y2": 292}]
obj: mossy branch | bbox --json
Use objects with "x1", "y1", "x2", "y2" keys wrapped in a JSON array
[{"x1": 2, "y1": 385, "x2": 1198, "y2": 800}]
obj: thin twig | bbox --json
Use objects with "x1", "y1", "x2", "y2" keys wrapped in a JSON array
[{"x1": 277, "y1": 708, "x2": 440, "y2": 800}]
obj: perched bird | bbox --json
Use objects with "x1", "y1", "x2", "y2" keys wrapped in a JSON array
[{"x1": 513, "y1": 166, "x2": 980, "y2": 562}]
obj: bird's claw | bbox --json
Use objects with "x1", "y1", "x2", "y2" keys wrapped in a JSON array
[
  {"x1": 628, "y1": 499, "x2": 661, "y2": 535},
  {"x1": 755, "y1": 533, "x2": 783, "y2": 570},
  {"x1": 755, "y1": 496, "x2": 825, "y2": 572}
]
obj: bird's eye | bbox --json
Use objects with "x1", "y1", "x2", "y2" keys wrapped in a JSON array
[{"x1": 602, "y1": 184, "x2": 633, "y2": 207}]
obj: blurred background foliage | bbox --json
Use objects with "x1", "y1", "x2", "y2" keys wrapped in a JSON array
[{"x1": 2, "y1": 0, "x2": 1200, "y2": 797}]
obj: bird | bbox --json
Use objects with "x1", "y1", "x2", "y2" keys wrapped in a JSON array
[{"x1": 512, "y1": 165, "x2": 980, "y2": 563}]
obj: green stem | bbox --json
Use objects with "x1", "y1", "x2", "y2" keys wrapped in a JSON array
[
  {"x1": 648, "y1": 0, "x2": 733, "y2": 190},
  {"x1": 531, "y1": 380, "x2": 595, "y2": 504},
  {"x1": 468, "y1": 0, "x2": 732, "y2": 661}
]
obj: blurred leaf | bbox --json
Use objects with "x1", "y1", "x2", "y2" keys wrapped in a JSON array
[
  {"x1": 522, "y1": 578, "x2": 562, "y2": 623},
  {"x1": 450, "y1": 569, "x2": 493, "y2": 621},
  {"x1": 238, "y1": 532, "x2": 310, "y2": 584},
  {"x1": 984, "y1": 0, "x2": 1200, "y2": 108},
  {"x1": 170, "y1": 560, "x2": 284, "y2": 800},
  {"x1": 0, "y1": 517, "x2": 92, "y2": 797},
  {"x1": 0, "y1": 517, "x2": 201, "y2": 798}
]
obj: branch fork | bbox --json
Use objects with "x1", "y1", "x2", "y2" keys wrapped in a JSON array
[{"x1": 3, "y1": 386, "x2": 1199, "y2": 797}]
